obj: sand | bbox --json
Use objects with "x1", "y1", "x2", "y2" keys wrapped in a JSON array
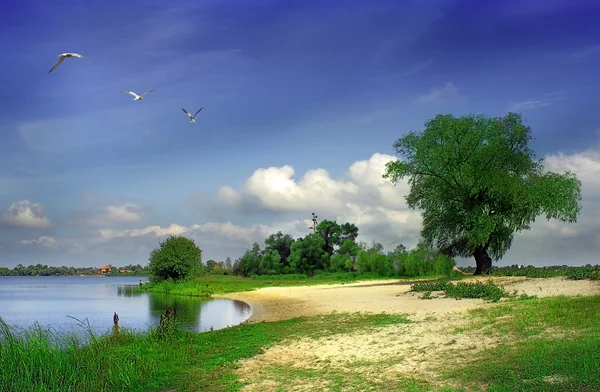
[
  {"x1": 215, "y1": 277, "x2": 600, "y2": 391},
  {"x1": 218, "y1": 276, "x2": 600, "y2": 324}
]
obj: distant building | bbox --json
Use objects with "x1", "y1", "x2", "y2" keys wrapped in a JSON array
[
  {"x1": 119, "y1": 269, "x2": 133, "y2": 274},
  {"x1": 99, "y1": 265, "x2": 112, "y2": 274}
]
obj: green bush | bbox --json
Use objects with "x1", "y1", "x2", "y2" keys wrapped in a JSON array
[
  {"x1": 148, "y1": 236, "x2": 203, "y2": 283},
  {"x1": 411, "y1": 280, "x2": 511, "y2": 302}
]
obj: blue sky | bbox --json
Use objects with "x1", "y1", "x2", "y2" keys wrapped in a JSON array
[{"x1": 1, "y1": 0, "x2": 600, "y2": 268}]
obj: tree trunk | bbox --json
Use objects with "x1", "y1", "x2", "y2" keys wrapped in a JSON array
[{"x1": 473, "y1": 246, "x2": 493, "y2": 275}]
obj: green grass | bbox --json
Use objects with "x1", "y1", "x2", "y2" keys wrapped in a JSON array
[
  {"x1": 135, "y1": 273, "x2": 439, "y2": 298},
  {"x1": 445, "y1": 295, "x2": 600, "y2": 391},
  {"x1": 4, "y1": 272, "x2": 599, "y2": 391},
  {"x1": 0, "y1": 312, "x2": 411, "y2": 392}
]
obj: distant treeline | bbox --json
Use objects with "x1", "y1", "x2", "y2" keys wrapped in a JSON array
[
  {"x1": 217, "y1": 219, "x2": 458, "y2": 279},
  {"x1": 0, "y1": 264, "x2": 149, "y2": 277}
]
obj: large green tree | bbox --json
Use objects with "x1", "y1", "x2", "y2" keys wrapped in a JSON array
[
  {"x1": 148, "y1": 235, "x2": 203, "y2": 282},
  {"x1": 383, "y1": 113, "x2": 582, "y2": 275}
]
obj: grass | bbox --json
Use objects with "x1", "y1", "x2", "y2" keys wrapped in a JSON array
[
  {"x1": 0, "y1": 312, "x2": 411, "y2": 392},
  {"x1": 135, "y1": 273, "x2": 442, "y2": 298},
  {"x1": 445, "y1": 295, "x2": 600, "y2": 391},
  {"x1": 4, "y1": 271, "x2": 599, "y2": 391}
]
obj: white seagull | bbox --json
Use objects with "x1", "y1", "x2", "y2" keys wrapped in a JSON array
[
  {"x1": 182, "y1": 107, "x2": 203, "y2": 123},
  {"x1": 121, "y1": 90, "x2": 155, "y2": 101},
  {"x1": 48, "y1": 53, "x2": 87, "y2": 73}
]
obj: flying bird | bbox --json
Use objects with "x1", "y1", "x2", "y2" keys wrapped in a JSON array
[
  {"x1": 48, "y1": 53, "x2": 86, "y2": 73},
  {"x1": 121, "y1": 90, "x2": 155, "y2": 101},
  {"x1": 182, "y1": 107, "x2": 203, "y2": 123}
]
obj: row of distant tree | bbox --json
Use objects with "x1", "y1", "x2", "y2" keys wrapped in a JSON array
[{"x1": 0, "y1": 264, "x2": 149, "y2": 277}]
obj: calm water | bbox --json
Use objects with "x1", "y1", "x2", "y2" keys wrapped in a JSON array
[{"x1": 0, "y1": 276, "x2": 252, "y2": 336}]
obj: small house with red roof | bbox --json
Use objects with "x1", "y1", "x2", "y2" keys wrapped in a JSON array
[{"x1": 99, "y1": 265, "x2": 112, "y2": 274}]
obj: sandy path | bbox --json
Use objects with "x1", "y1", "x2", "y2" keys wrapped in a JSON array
[{"x1": 217, "y1": 276, "x2": 600, "y2": 324}]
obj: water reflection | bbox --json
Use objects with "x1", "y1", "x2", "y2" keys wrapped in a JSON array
[
  {"x1": 148, "y1": 294, "x2": 203, "y2": 330},
  {"x1": 116, "y1": 284, "x2": 252, "y2": 333},
  {"x1": 147, "y1": 294, "x2": 252, "y2": 332},
  {"x1": 196, "y1": 299, "x2": 252, "y2": 332}
]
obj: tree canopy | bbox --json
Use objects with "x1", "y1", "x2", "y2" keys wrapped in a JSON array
[
  {"x1": 148, "y1": 235, "x2": 203, "y2": 282},
  {"x1": 383, "y1": 112, "x2": 582, "y2": 274}
]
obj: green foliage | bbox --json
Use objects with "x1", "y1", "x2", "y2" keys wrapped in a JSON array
[
  {"x1": 315, "y1": 220, "x2": 359, "y2": 256},
  {"x1": 288, "y1": 233, "x2": 328, "y2": 275},
  {"x1": 383, "y1": 112, "x2": 582, "y2": 267},
  {"x1": 316, "y1": 219, "x2": 343, "y2": 255},
  {"x1": 259, "y1": 250, "x2": 282, "y2": 275},
  {"x1": 566, "y1": 266, "x2": 599, "y2": 280},
  {"x1": 411, "y1": 280, "x2": 511, "y2": 302},
  {"x1": 264, "y1": 231, "x2": 295, "y2": 268},
  {"x1": 148, "y1": 235, "x2": 203, "y2": 283},
  {"x1": 231, "y1": 221, "x2": 457, "y2": 278},
  {"x1": 238, "y1": 242, "x2": 262, "y2": 277},
  {"x1": 329, "y1": 253, "x2": 353, "y2": 272},
  {"x1": 409, "y1": 280, "x2": 451, "y2": 292},
  {"x1": 402, "y1": 242, "x2": 456, "y2": 277},
  {"x1": 356, "y1": 242, "x2": 393, "y2": 276}
]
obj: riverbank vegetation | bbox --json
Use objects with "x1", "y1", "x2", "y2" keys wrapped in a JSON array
[{"x1": 2, "y1": 295, "x2": 598, "y2": 391}]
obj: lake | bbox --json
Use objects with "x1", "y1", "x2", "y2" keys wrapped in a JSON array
[{"x1": 0, "y1": 276, "x2": 252, "y2": 337}]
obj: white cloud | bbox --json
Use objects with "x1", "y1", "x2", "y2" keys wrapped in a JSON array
[
  {"x1": 0, "y1": 200, "x2": 52, "y2": 229},
  {"x1": 22, "y1": 235, "x2": 56, "y2": 247},
  {"x1": 20, "y1": 235, "x2": 84, "y2": 253},
  {"x1": 92, "y1": 152, "x2": 426, "y2": 259},
  {"x1": 416, "y1": 82, "x2": 467, "y2": 104},
  {"x1": 99, "y1": 224, "x2": 188, "y2": 240},
  {"x1": 509, "y1": 92, "x2": 565, "y2": 112},
  {"x1": 212, "y1": 153, "x2": 423, "y2": 250},
  {"x1": 69, "y1": 192, "x2": 145, "y2": 227},
  {"x1": 509, "y1": 100, "x2": 551, "y2": 112},
  {"x1": 86, "y1": 203, "x2": 144, "y2": 226}
]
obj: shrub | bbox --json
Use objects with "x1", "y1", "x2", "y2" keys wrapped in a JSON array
[
  {"x1": 148, "y1": 236, "x2": 203, "y2": 283},
  {"x1": 411, "y1": 280, "x2": 511, "y2": 302}
]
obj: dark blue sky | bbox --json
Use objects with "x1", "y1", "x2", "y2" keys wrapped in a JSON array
[{"x1": 1, "y1": 0, "x2": 599, "y2": 267}]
